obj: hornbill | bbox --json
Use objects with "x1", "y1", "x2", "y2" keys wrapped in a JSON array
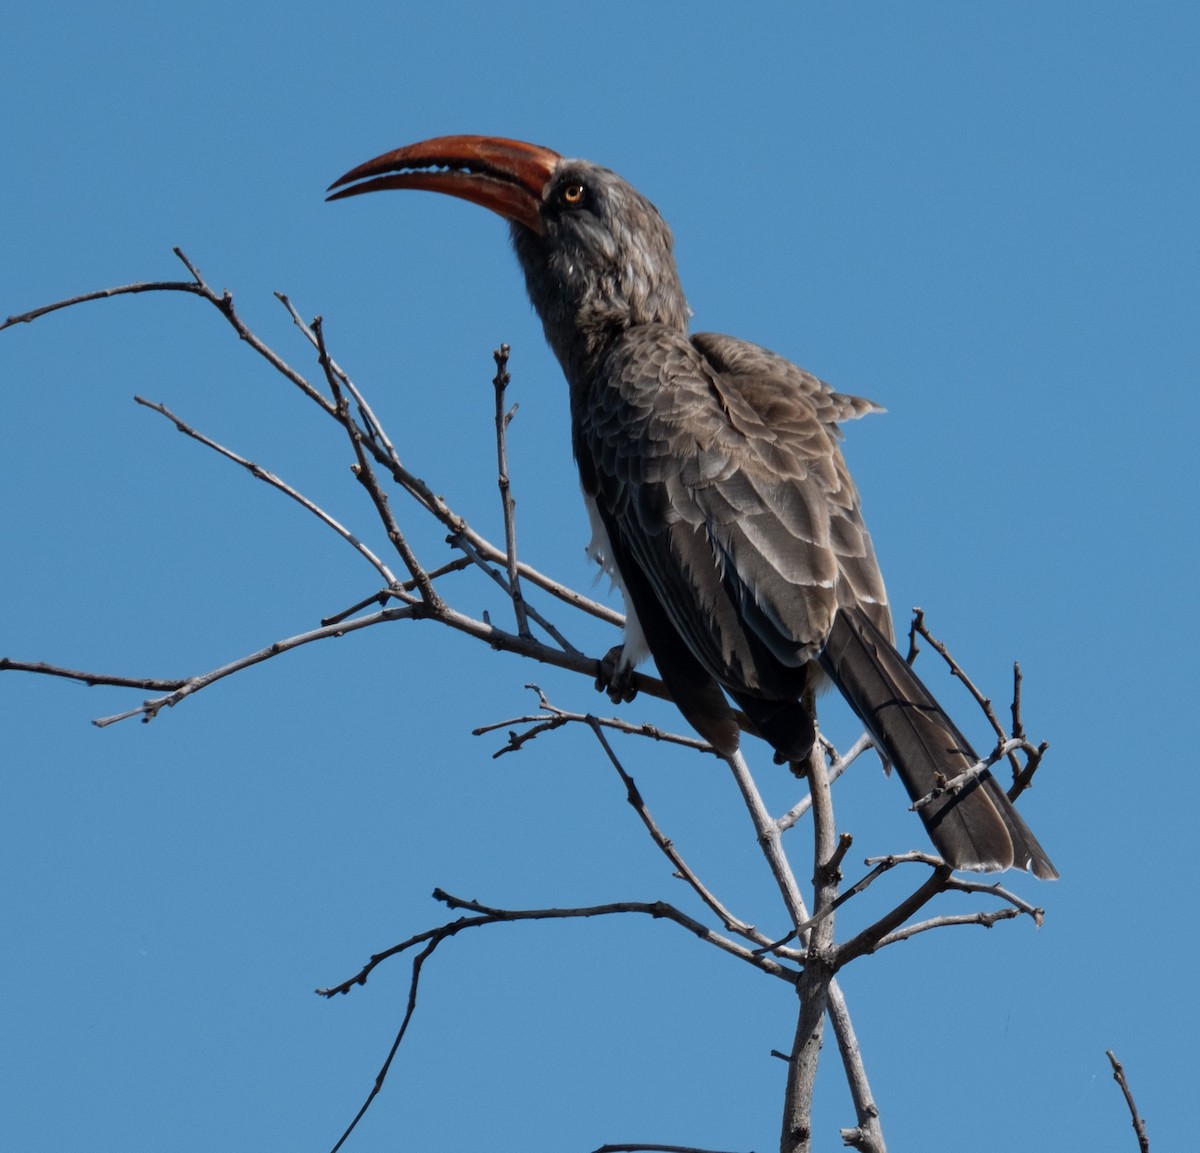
[{"x1": 329, "y1": 135, "x2": 1056, "y2": 880}]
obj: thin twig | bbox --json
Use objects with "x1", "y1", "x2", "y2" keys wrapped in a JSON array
[
  {"x1": 835, "y1": 867, "x2": 954, "y2": 966},
  {"x1": 584, "y1": 713, "x2": 787, "y2": 953},
  {"x1": 1007, "y1": 737, "x2": 1049, "y2": 802},
  {"x1": 91, "y1": 606, "x2": 417, "y2": 726},
  {"x1": 491, "y1": 344, "x2": 531, "y2": 638},
  {"x1": 908, "y1": 737, "x2": 1031, "y2": 812},
  {"x1": 326, "y1": 938, "x2": 436, "y2": 1153},
  {"x1": 872, "y1": 906, "x2": 1023, "y2": 948},
  {"x1": 315, "y1": 889, "x2": 798, "y2": 1148},
  {"x1": 314, "y1": 317, "x2": 444, "y2": 609},
  {"x1": 322, "y1": 890, "x2": 799, "y2": 998},
  {"x1": 827, "y1": 981, "x2": 886, "y2": 1153},
  {"x1": 778, "y1": 733, "x2": 873, "y2": 832},
  {"x1": 1011, "y1": 662, "x2": 1026, "y2": 739},
  {"x1": 911, "y1": 611, "x2": 1052, "y2": 798},
  {"x1": 723, "y1": 747, "x2": 811, "y2": 934},
  {"x1": 1106, "y1": 1050, "x2": 1151, "y2": 1153},
  {"x1": 3, "y1": 274, "x2": 207, "y2": 330},
  {"x1": 319, "y1": 558, "x2": 474, "y2": 626},
  {"x1": 448, "y1": 532, "x2": 580, "y2": 653},
  {"x1": 591, "y1": 1146, "x2": 752, "y2": 1153},
  {"x1": 910, "y1": 608, "x2": 1007, "y2": 743},
  {"x1": 0, "y1": 659, "x2": 184, "y2": 692},
  {"x1": 944, "y1": 875, "x2": 1044, "y2": 923},
  {"x1": 135, "y1": 396, "x2": 401, "y2": 588},
  {"x1": 474, "y1": 686, "x2": 713, "y2": 756}
]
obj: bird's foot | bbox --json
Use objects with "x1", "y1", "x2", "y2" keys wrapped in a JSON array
[{"x1": 595, "y1": 644, "x2": 638, "y2": 704}]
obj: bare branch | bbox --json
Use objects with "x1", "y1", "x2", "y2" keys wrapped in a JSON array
[
  {"x1": 135, "y1": 396, "x2": 401, "y2": 588},
  {"x1": 315, "y1": 886, "x2": 799, "y2": 1146},
  {"x1": 909, "y1": 608, "x2": 1008, "y2": 744},
  {"x1": 326, "y1": 936, "x2": 436, "y2": 1153},
  {"x1": 592, "y1": 1145, "x2": 752, "y2": 1153},
  {"x1": 781, "y1": 741, "x2": 840, "y2": 1153},
  {"x1": 908, "y1": 737, "x2": 1031, "y2": 813},
  {"x1": 322, "y1": 890, "x2": 799, "y2": 999},
  {"x1": 862, "y1": 850, "x2": 947, "y2": 869},
  {"x1": 723, "y1": 747, "x2": 811, "y2": 935},
  {"x1": 3, "y1": 274, "x2": 208, "y2": 330},
  {"x1": 314, "y1": 316, "x2": 445, "y2": 610},
  {"x1": 448, "y1": 531, "x2": 581, "y2": 654},
  {"x1": 491, "y1": 344, "x2": 532, "y2": 638},
  {"x1": 1011, "y1": 661, "x2": 1027, "y2": 740},
  {"x1": 438, "y1": 890, "x2": 798, "y2": 980},
  {"x1": 836, "y1": 855, "x2": 1042, "y2": 962},
  {"x1": 1106, "y1": 1050, "x2": 1151, "y2": 1153},
  {"x1": 943, "y1": 875, "x2": 1044, "y2": 924},
  {"x1": 583, "y1": 713, "x2": 791, "y2": 954},
  {"x1": 0, "y1": 659, "x2": 184, "y2": 692},
  {"x1": 474, "y1": 686, "x2": 713, "y2": 757},
  {"x1": 1007, "y1": 737, "x2": 1050, "y2": 803},
  {"x1": 778, "y1": 733, "x2": 873, "y2": 833},
  {"x1": 835, "y1": 867, "x2": 954, "y2": 966},
  {"x1": 91, "y1": 605, "x2": 417, "y2": 726},
  {"x1": 872, "y1": 906, "x2": 1023, "y2": 947},
  {"x1": 826, "y1": 980, "x2": 886, "y2": 1153},
  {"x1": 57, "y1": 580, "x2": 665, "y2": 729}
]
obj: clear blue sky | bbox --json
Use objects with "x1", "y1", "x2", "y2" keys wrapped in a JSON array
[{"x1": 3, "y1": 4, "x2": 1196, "y2": 1151}]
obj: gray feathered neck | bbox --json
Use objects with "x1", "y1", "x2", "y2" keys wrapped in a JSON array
[{"x1": 509, "y1": 160, "x2": 690, "y2": 387}]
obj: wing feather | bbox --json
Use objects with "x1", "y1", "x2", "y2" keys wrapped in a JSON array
[{"x1": 577, "y1": 326, "x2": 885, "y2": 699}]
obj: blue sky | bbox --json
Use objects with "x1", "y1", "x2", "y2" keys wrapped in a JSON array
[{"x1": 3, "y1": 4, "x2": 1196, "y2": 1150}]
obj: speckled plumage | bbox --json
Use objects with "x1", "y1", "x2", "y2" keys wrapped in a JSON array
[
  {"x1": 512, "y1": 154, "x2": 1053, "y2": 879},
  {"x1": 331, "y1": 136, "x2": 1055, "y2": 878}
]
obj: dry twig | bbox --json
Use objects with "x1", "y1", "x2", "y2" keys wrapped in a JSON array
[
  {"x1": 1106, "y1": 1050, "x2": 1151, "y2": 1153},
  {"x1": 4, "y1": 255, "x2": 1055, "y2": 1153}
]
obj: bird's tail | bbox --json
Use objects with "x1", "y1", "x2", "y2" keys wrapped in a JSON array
[{"x1": 819, "y1": 607, "x2": 1057, "y2": 880}]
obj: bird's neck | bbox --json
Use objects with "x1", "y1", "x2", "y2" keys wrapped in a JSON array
[
  {"x1": 511, "y1": 224, "x2": 689, "y2": 392},
  {"x1": 544, "y1": 308, "x2": 641, "y2": 393},
  {"x1": 537, "y1": 279, "x2": 692, "y2": 397}
]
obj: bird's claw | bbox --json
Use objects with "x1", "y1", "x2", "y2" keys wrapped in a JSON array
[{"x1": 595, "y1": 644, "x2": 638, "y2": 704}]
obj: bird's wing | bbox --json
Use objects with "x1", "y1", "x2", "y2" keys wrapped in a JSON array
[
  {"x1": 577, "y1": 327, "x2": 888, "y2": 700},
  {"x1": 691, "y1": 331, "x2": 884, "y2": 427},
  {"x1": 691, "y1": 332, "x2": 892, "y2": 642}
]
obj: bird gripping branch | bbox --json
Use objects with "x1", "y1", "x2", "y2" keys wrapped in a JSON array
[{"x1": 329, "y1": 134, "x2": 1056, "y2": 880}]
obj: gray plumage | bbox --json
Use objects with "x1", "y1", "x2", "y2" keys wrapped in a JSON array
[{"x1": 329, "y1": 136, "x2": 1057, "y2": 879}]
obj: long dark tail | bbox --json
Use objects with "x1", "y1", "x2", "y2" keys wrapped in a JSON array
[{"x1": 819, "y1": 607, "x2": 1057, "y2": 880}]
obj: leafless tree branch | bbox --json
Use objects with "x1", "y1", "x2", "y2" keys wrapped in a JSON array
[
  {"x1": 0, "y1": 658, "x2": 185, "y2": 692},
  {"x1": 591, "y1": 1145, "x2": 752, "y2": 1153},
  {"x1": 778, "y1": 734, "x2": 873, "y2": 833},
  {"x1": 582, "y1": 712, "x2": 792, "y2": 954},
  {"x1": 135, "y1": 395, "x2": 403, "y2": 589},
  {"x1": 4, "y1": 257, "x2": 1055, "y2": 1153},
  {"x1": 1106, "y1": 1050, "x2": 1151, "y2": 1153},
  {"x1": 908, "y1": 737, "x2": 1034, "y2": 813},
  {"x1": 909, "y1": 608, "x2": 1051, "y2": 797},
  {"x1": 490, "y1": 343, "x2": 533, "y2": 638}
]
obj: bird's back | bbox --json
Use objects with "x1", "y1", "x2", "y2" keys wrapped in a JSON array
[{"x1": 579, "y1": 327, "x2": 892, "y2": 697}]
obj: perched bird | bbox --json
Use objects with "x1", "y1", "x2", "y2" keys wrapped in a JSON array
[{"x1": 329, "y1": 135, "x2": 1056, "y2": 879}]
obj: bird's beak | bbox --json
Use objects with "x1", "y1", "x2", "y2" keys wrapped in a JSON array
[{"x1": 327, "y1": 134, "x2": 561, "y2": 235}]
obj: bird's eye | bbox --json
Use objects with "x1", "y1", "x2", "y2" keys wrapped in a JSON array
[{"x1": 561, "y1": 182, "x2": 585, "y2": 205}]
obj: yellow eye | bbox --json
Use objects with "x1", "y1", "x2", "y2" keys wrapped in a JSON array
[{"x1": 562, "y1": 182, "x2": 585, "y2": 205}]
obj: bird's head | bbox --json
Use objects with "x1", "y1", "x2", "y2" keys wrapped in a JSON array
[{"x1": 329, "y1": 135, "x2": 689, "y2": 381}]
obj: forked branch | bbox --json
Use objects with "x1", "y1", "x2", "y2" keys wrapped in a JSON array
[{"x1": 3, "y1": 256, "x2": 1054, "y2": 1153}]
